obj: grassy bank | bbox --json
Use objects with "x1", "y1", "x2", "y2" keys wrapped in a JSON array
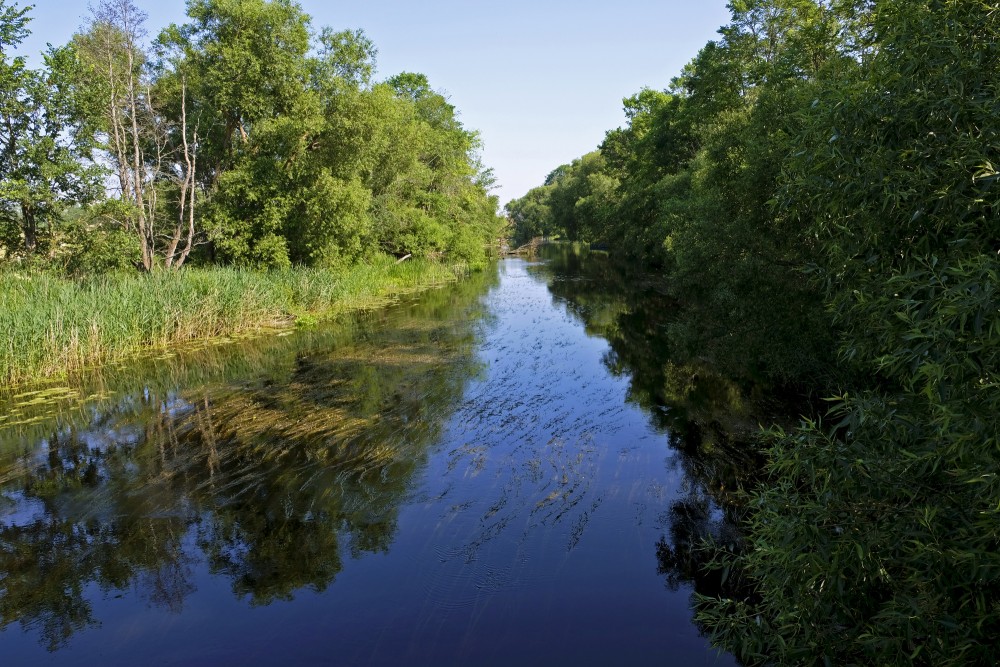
[{"x1": 0, "y1": 255, "x2": 466, "y2": 388}]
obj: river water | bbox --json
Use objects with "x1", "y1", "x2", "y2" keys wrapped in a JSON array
[{"x1": 0, "y1": 247, "x2": 742, "y2": 665}]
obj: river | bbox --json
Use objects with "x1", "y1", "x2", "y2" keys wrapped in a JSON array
[{"x1": 0, "y1": 246, "x2": 745, "y2": 665}]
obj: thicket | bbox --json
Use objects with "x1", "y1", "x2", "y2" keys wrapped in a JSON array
[
  {"x1": 0, "y1": 0, "x2": 503, "y2": 272},
  {"x1": 506, "y1": 0, "x2": 999, "y2": 664}
]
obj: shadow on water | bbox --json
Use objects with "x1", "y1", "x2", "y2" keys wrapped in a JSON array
[
  {"x1": 0, "y1": 269, "x2": 498, "y2": 651},
  {"x1": 527, "y1": 244, "x2": 773, "y2": 622}
]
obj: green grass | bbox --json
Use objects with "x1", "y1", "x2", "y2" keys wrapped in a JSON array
[{"x1": 0, "y1": 255, "x2": 466, "y2": 388}]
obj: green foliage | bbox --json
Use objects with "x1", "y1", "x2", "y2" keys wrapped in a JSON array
[
  {"x1": 150, "y1": 1, "x2": 502, "y2": 269},
  {"x1": 668, "y1": 77, "x2": 834, "y2": 382},
  {"x1": 0, "y1": 255, "x2": 466, "y2": 387},
  {"x1": 0, "y1": 0, "x2": 504, "y2": 276},
  {"x1": 0, "y1": 4, "x2": 101, "y2": 256},
  {"x1": 313, "y1": 27, "x2": 377, "y2": 89},
  {"x1": 59, "y1": 209, "x2": 141, "y2": 275},
  {"x1": 506, "y1": 152, "x2": 617, "y2": 245},
  {"x1": 601, "y1": 89, "x2": 692, "y2": 265},
  {"x1": 505, "y1": 184, "x2": 553, "y2": 245},
  {"x1": 696, "y1": 0, "x2": 1000, "y2": 664},
  {"x1": 172, "y1": 0, "x2": 313, "y2": 164},
  {"x1": 201, "y1": 68, "x2": 501, "y2": 269},
  {"x1": 506, "y1": 0, "x2": 838, "y2": 384}
]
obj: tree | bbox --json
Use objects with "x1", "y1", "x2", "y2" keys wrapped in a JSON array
[
  {"x1": 312, "y1": 27, "x2": 377, "y2": 91},
  {"x1": 169, "y1": 0, "x2": 313, "y2": 181},
  {"x1": 147, "y1": 34, "x2": 205, "y2": 269},
  {"x1": 162, "y1": 71, "x2": 199, "y2": 268},
  {"x1": 543, "y1": 152, "x2": 613, "y2": 242},
  {"x1": 163, "y1": 0, "x2": 323, "y2": 267},
  {"x1": 74, "y1": 0, "x2": 166, "y2": 271},
  {"x1": 600, "y1": 88, "x2": 690, "y2": 265},
  {"x1": 505, "y1": 185, "x2": 553, "y2": 244},
  {"x1": 378, "y1": 72, "x2": 503, "y2": 263},
  {"x1": 0, "y1": 2, "x2": 100, "y2": 255}
]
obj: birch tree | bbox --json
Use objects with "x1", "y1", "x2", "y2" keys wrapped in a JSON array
[{"x1": 75, "y1": 0, "x2": 202, "y2": 270}]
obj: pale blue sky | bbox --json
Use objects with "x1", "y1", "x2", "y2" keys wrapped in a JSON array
[{"x1": 21, "y1": 0, "x2": 731, "y2": 203}]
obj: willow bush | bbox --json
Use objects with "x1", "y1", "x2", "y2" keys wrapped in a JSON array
[{"x1": 697, "y1": 1, "x2": 1000, "y2": 664}]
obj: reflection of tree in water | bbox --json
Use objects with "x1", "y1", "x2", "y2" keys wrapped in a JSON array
[
  {"x1": 655, "y1": 495, "x2": 742, "y2": 592},
  {"x1": 0, "y1": 510, "x2": 193, "y2": 651},
  {"x1": 0, "y1": 269, "x2": 496, "y2": 649},
  {"x1": 530, "y1": 244, "x2": 772, "y2": 613}
]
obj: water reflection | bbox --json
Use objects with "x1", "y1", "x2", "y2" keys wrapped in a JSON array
[
  {"x1": 0, "y1": 269, "x2": 497, "y2": 650},
  {"x1": 0, "y1": 252, "x2": 741, "y2": 666},
  {"x1": 528, "y1": 244, "x2": 762, "y2": 610}
]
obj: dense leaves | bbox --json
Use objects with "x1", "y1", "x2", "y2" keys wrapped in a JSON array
[
  {"x1": 700, "y1": 2, "x2": 1000, "y2": 665},
  {"x1": 0, "y1": 0, "x2": 502, "y2": 270},
  {"x1": 507, "y1": 0, "x2": 838, "y2": 384},
  {"x1": 0, "y1": 3, "x2": 100, "y2": 255}
]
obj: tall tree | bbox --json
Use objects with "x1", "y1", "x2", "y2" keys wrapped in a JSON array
[
  {"x1": 0, "y1": 2, "x2": 99, "y2": 255},
  {"x1": 158, "y1": 0, "x2": 316, "y2": 267},
  {"x1": 167, "y1": 0, "x2": 313, "y2": 182},
  {"x1": 75, "y1": 0, "x2": 167, "y2": 271},
  {"x1": 381, "y1": 72, "x2": 502, "y2": 262},
  {"x1": 150, "y1": 35, "x2": 203, "y2": 268}
]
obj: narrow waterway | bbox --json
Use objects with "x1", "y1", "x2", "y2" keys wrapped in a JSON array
[{"x1": 0, "y1": 248, "x2": 740, "y2": 665}]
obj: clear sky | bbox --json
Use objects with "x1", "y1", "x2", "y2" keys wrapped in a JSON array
[{"x1": 20, "y1": 0, "x2": 731, "y2": 204}]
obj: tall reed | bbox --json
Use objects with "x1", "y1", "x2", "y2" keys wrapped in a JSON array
[{"x1": 0, "y1": 255, "x2": 464, "y2": 387}]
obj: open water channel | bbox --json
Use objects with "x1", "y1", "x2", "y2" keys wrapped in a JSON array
[{"x1": 0, "y1": 247, "x2": 745, "y2": 665}]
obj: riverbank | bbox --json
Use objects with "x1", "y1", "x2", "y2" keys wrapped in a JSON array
[{"x1": 0, "y1": 255, "x2": 466, "y2": 388}]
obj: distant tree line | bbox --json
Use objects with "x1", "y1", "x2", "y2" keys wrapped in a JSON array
[
  {"x1": 0, "y1": 0, "x2": 503, "y2": 273},
  {"x1": 506, "y1": 0, "x2": 998, "y2": 664}
]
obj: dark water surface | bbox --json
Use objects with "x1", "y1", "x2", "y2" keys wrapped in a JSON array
[{"x1": 0, "y1": 248, "x2": 741, "y2": 665}]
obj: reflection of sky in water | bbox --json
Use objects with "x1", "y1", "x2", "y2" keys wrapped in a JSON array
[
  {"x1": 0, "y1": 491, "x2": 46, "y2": 529},
  {"x1": 364, "y1": 260, "x2": 730, "y2": 666},
  {"x1": 0, "y1": 256, "x2": 736, "y2": 666}
]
